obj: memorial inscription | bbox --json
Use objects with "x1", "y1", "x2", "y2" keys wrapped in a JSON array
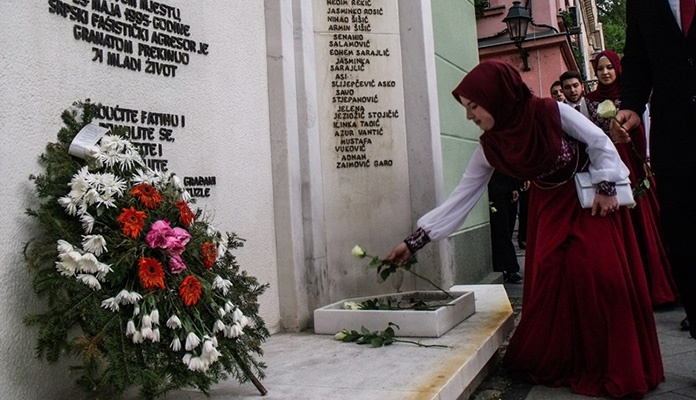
[
  {"x1": 48, "y1": 0, "x2": 210, "y2": 78},
  {"x1": 318, "y1": 0, "x2": 403, "y2": 170}
]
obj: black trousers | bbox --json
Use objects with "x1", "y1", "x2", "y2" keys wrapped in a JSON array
[
  {"x1": 657, "y1": 174, "x2": 696, "y2": 337},
  {"x1": 489, "y1": 195, "x2": 520, "y2": 274}
]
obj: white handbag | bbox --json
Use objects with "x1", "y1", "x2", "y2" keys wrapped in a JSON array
[{"x1": 574, "y1": 172, "x2": 635, "y2": 209}]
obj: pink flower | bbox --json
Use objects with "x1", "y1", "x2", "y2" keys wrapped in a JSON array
[
  {"x1": 146, "y1": 220, "x2": 173, "y2": 249},
  {"x1": 171, "y1": 227, "x2": 191, "y2": 246},
  {"x1": 169, "y1": 255, "x2": 187, "y2": 274},
  {"x1": 166, "y1": 237, "x2": 186, "y2": 256}
]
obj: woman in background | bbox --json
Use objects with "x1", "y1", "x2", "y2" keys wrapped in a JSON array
[{"x1": 586, "y1": 49, "x2": 678, "y2": 308}]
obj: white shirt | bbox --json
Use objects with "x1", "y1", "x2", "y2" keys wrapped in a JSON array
[{"x1": 417, "y1": 102, "x2": 629, "y2": 242}]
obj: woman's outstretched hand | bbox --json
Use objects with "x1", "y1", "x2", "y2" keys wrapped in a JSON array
[
  {"x1": 592, "y1": 193, "x2": 620, "y2": 217},
  {"x1": 385, "y1": 242, "x2": 412, "y2": 266}
]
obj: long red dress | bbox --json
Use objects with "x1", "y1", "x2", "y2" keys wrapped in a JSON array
[
  {"x1": 504, "y1": 178, "x2": 664, "y2": 397},
  {"x1": 433, "y1": 60, "x2": 665, "y2": 398},
  {"x1": 585, "y1": 50, "x2": 678, "y2": 307}
]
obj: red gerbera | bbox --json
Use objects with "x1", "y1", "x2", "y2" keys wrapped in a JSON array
[
  {"x1": 176, "y1": 200, "x2": 195, "y2": 226},
  {"x1": 117, "y1": 207, "x2": 147, "y2": 238},
  {"x1": 179, "y1": 275, "x2": 202, "y2": 306},
  {"x1": 138, "y1": 257, "x2": 165, "y2": 290},
  {"x1": 131, "y1": 183, "x2": 162, "y2": 209},
  {"x1": 202, "y1": 242, "x2": 217, "y2": 269}
]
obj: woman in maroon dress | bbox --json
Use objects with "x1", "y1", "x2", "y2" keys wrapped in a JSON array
[
  {"x1": 386, "y1": 60, "x2": 663, "y2": 397},
  {"x1": 586, "y1": 50, "x2": 679, "y2": 308}
]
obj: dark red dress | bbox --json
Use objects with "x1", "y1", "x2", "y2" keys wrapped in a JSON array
[
  {"x1": 586, "y1": 98, "x2": 678, "y2": 307},
  {"x1": 451, "y1": 60, "x2": 663, "y2": 397},
  {"x1": 504, "y1": 176, "x2": 664, "y2": 397}
]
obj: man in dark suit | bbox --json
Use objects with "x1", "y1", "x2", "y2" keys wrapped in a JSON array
[{"x1": 613, "y1": 0, "x2": 696, "y2": 338}]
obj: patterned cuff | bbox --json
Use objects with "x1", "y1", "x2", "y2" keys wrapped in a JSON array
[
  {"x1": 404, "y1": 227, "x2": 431, "y2": 254},
  {"x1": 596, "y1": 181, "x2": 617, "y2": 196}
]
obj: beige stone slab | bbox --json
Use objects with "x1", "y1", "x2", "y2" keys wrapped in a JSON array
[{"x1": 159, "y1": 285, "x2": 513, "y2": 400}]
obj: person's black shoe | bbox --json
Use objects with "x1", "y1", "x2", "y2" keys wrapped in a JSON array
[
  {"x1": 681, "y1": 317, "x2": 690, "y2": 331},
  {"x1": 504, "y1": 272, "x2": 523, "y2": 284}
]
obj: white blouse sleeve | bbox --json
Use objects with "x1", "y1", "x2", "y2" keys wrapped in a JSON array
[
  {"x1": 558, "y1": 102, "x2": 629, "y2": 183},
  {"x1": 416, "y1": 145, "x2": 494, "y2": 242}
]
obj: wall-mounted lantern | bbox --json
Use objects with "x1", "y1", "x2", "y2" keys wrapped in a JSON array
[{"x1": 503, "y1": 1, "x2": 532, "y2": 71}]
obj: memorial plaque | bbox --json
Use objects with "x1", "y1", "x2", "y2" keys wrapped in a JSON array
[{"x1": 314, "y1": 0, "x2": 411, "y2": 298}]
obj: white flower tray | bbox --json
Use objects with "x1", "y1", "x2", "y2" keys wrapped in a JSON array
[{"x1": 313, "y1": 290, "x2": 475, "y2": 337}]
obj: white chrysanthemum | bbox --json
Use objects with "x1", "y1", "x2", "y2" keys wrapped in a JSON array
[
  {"x1": 117, "y1": 290, "x2": 143, "y2": 305},
  {"x1": 58, "y1": 196, "x2": 79, "y2": 216},
  {"x1": 101, "y1": 297, "x2": 119, "y2": 312},
  {"x1": 170, "y1": 337, "x2": 182, "y2": 351},
  {"x1": 80, "y1": 213, "x2": 95, "y2": 233},
  {"x1": 181, "y1": 353, "x2": 193, "y2": 365},
  {"x1": 67, "y1": 177, "x2": 90, "y2": 200},
  {"x1": 226, "y1": 323, "x2": 244, "y2": 338},
  {"x1": 81, "y1": 235, "x2": 107, "y2": 256},
  {"x1": 96, "y1": 191, "x2": 117, "y2": 209},
  {"x1": 170, "y1": 175, "x2": 192, "y2": 201},
  {"x1": 83, "y1": 188, "x2": 101, "y2": 206},
  {"x1": 118, "y1": 151, "x2": 143, "y2": 171},
  {"x1": 76, "y1": 274, "x2": 101, "y2": 290},
  {"x1": 141, "y1": 315, "x2": 152, "y2": 329},
  {"x1": 182, "y1": 353, "x2": 192, "y2": 365},
  {"x1": 129, "y1": 291, "x2": 143, "y2": 303},
  {"x1": 141, "y1": 326, "x2": 154, "y2": 340},
  {"x1": 55, "y1": 261, "x2": 76, "y2": 276},
  {"x1": 76, "y1": 203, "x2": 88, "y2": 217},
  {"x1": 217, "y1": 234, "x2": 229, "y2": 258},
  {"x1": 56, "y1": 240, "x2": 74, "y2": 254},
  {"x1": 232, "y1": 308, "x2": 244, "y2": 323},
  {"x1": 95, "y1": 262, "x2": 112, "y2": 281},
  {"x1": 201, "y1": 340, "x2": 220, "y2": 364},
  {"x1": 79, "y1": 253, "x2": 100, "y2": 274},
  {"x1": 126, "y1": 320, "x2": 136, "y2": 336},
  {"x1": 180, "y1": 189, "x2": 192, "y2": 202},
  {"x1": 185, "y1": 332, "x2": 200, "y2": 351},
  {"x1": 166, "y1": 315, "x2": 182, "y2": 329},
  {"x1": 132, "y1": 331, "x2": 144, "y2": 344},
  {"x1": 213, "y1": 320, "x2": 225, "y2": 333},
  {"x1": 187, "y1": 356, "x2": 208, "y2": 372},
  {"x1": 150, "y1": 309, "x2": 160, "y2": 326},
  {"x1": 55, "y1": 251, "x2": 82, "y2": 276},
  {"x1": 212, "y1": 276, "x2": 233, "y2": 295},
  {"x1": 151, "y1": 170, "x2": 171, "y2": 190},
  {"x1": 96, "y1": 146, "x2": 121, "y2": 168},
  {"x1": 131, "y1": 169, "x2": 157, "y2": 186},
  {"x1": 224, "y1": 301, "x2": 234, "y2": 313}
]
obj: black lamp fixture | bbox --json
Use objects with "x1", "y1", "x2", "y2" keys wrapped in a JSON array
[{"x1": 503, "y1": 1, "x2": 532, "y2": 71}]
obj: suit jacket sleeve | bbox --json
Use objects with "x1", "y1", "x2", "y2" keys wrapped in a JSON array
[{"x1": 621, "y1": 0, "x2": 654, "y2": 114}]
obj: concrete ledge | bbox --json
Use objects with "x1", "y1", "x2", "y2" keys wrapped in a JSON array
[{"x1": 160, "y1": 285, "x2": 514, "y2": 400}]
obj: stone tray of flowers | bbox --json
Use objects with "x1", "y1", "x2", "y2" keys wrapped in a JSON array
[{"x1": 313, "y1": 290, "x2": 475, "y2": 338}]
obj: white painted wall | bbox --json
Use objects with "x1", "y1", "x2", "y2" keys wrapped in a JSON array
[{"x1": 0, "y1": 1, "x2": 279, "y2": 398}]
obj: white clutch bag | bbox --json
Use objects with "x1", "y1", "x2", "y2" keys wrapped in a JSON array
[{"x1": 574, "y1": 172, "x2": 635, "y2": 209}]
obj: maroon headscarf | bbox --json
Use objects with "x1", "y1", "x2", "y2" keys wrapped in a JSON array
[
  {"x1": 451, "y1": 60, "x2": 564, "y2": 180},
  {"x1": 585, "y1": 50, "x2": 622, "y2": 102}
]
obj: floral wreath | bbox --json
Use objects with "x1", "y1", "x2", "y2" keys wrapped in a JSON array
[{"x1": 24, "y1": 100, "x2": 269, "y2": 398}]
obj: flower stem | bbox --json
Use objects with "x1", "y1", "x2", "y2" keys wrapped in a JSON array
[
  {"x1": 394, "y1": 339, "x2": 448, "y2": 348},
  {"x1": 403, "y1": 268, "x2": 454, "y2": 299}
]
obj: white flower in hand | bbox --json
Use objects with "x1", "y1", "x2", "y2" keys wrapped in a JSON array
[
  {"x1": 597, "y1": 100, "x2": 618, "y2": 120},
  {"x1": 351, "y1": 245, "x2": 366, "y2": 258}
]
